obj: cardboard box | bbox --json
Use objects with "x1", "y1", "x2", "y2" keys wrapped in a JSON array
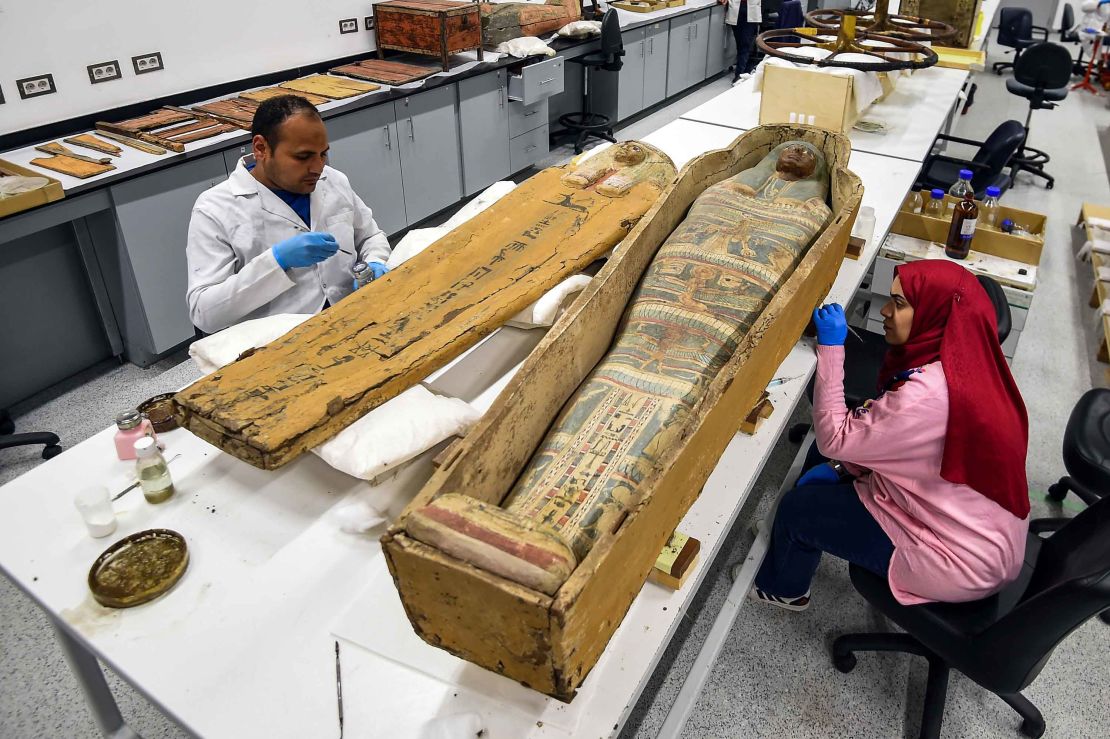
[
  {"x1": 759, "y1": 65, "x2": 857, "y2": 133},
  {"x1": 892, "y1": 192, "x2": 1045, "y2": 265},
  {"x1": 0, "y1": 159, "x2": 65, "y2": 219}
]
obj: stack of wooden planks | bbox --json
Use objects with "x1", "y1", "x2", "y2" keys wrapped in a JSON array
[
  {"x1": 191, "y1": 98, "x2": 260, "y2": 128},
  {"x1": 96, "y1": 106, "x2": 240, "y2": 153},
  {"x1": 330, "y1": 58, "x2": 437, "y2": 85}
]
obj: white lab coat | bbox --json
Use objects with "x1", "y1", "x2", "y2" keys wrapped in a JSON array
[
  {"x1": 725, "y1": 0, "x2": 761, "y2": 26},
  {"x1": 186, "y1": 157, "x2": 391, "y2": 334}
]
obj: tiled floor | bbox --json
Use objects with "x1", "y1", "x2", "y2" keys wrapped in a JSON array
[{"x1": 3, "y1": 43, "x2": 1109, "y2": 739}]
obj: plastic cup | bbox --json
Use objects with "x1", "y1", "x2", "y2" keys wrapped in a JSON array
[{"x1": 74, "y1": 485, "x2": 117, "y2": 538}]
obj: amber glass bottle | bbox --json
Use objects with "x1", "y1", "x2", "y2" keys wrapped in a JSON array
[{"x1": 945, "y1": 192, "x2": 978, "y2": 260}]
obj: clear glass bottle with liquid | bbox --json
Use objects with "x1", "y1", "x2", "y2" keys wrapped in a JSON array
[
  {"x1": 907, "y1": 189, "x2": 925, "y2": 214},
  {"x1": 924, "y1": 189, "x2": 946, "y2": 218},
  {"x1": 135, "y1": 437, "x2": 175, "y2": 504},
  {"x1": 947, "y1": 169, "x2": 975, "y2": 210},
  {"x1": 980, "y1": 186, "x2": 1001, "y2": 230},
  {"x1": 351, "y1": 261, "x2": 374, "y2": 289},
  {"x1": 945, "y1": 192, "x2": 979, "y2": 260}
]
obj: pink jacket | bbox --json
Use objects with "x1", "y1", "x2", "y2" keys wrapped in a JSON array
[{"x1": 813, "y1": 345, "x2": 1028, "y2": 605}]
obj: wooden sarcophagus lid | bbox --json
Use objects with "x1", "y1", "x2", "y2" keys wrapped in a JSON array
[{"x1": 382, "y1": 125, "x2": 865, "y2": 700}]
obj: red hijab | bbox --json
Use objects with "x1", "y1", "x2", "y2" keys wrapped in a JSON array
[{"x1": 878, "y1": 261, "x2": 1030, "y2": 519}]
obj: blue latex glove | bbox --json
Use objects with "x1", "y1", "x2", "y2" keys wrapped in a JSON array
[
  {"x1": 272, "y1": 232, "x2": 338, "y2": 270},
  {"x1": 796, "y1": 463, "x2": 840, "y2": 487},
  {"x1": 352, "y1": 261, "x2": 391, "y2": 290},
  {"x1": 813, "y1": 303, "x2": 848, "y2": 346}
]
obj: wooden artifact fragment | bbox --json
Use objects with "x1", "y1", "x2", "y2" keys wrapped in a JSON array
[
  {"x1": 93, "y1": 129, "x2": 168, "y2": 155},
  {"x1": 174, "y1": 142, "x2": 677, "y2": 469},
  {"x1": 647, "y1": 531, "x2": 700, "y2": 590},
  {"x1": 63, "y1": 134, "x2": 122, "y2": 157},
  {"x1": 330, "y1": 59, "x2": 438, "y2": 85},
  {"x1": 480, "y1": 0, "x2": 581, "y2": 46},
  {"x1": 382, "y1": 125, "x2": 864, "y2": 701},
  {"x1": 239, "y1": 87, "x2": 330, "y2": 106},
  {"x1": 190, "y1": 99, "x2": 259, "y2": 128},
  {"x1": 279, "y1": 75, "x2": 380, "y2": 100},
  {"x1": 34, "y1": 142, "x2": 111, "y2": 165},
  {"x1": 29, "y1": 155, "x2": 114, "y2": 179},
  {"x1": 739, "y1": 391, "x2": 774, "y2": 435},
  {"x1": 149, "y1": 118, "x2": 225, "y2": 140},
  {"x1": 113, "y1": 108, "x2": 193, "y2": 132},
  {"x1": 166, "y1": 123, "x2": 237, "y2": 143},
  {"x1": 95, "y1": 122, "x2": 185, "y2": 153},
  {"x1": 374, "y1": 0, "x2": 483, "y2": 72}
]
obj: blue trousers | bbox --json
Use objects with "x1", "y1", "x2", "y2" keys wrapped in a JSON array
[
  {"x1": 732, "y1": 20, "x2": 759, "y2": 77},
  {"x1": 754, "y1": 474, "x2": 895, "y2": 599}
]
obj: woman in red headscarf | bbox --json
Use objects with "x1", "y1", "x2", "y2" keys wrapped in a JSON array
[{"x1": 752, "y1": 260, "x2": 1030, "y2": 610}]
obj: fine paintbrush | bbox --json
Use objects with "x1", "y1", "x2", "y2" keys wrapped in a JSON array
[{"x1": 335, "y1": 641, "x2": 344, "y2": 739}]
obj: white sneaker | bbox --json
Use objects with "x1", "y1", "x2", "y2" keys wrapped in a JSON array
[
  {"x1": 749, "y1": 586, "x2": 812, "y2": 612},
  {"x1": 731, "y1": 73, "x2": 751, "y2": 86}
]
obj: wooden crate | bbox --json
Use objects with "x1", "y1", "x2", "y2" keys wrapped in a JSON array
[
  {"x1": 374, "y1": 0, "x2": 483, "y2": 72},
  {"x1": 382, "y1": 125, "x2": 864, "y2": 701},
  {"x1": 759, "y1": 65, "x2": 857, "y2": 134},
  {"x1": 892, "y1": 192, "x2": 1045, "y2": 265},
  {"x1": 0, "y1": 159, "x2": 65, "y2": 218},
  {"x1": 900, "y1": 0, "x2": 983, "y2": 49}
]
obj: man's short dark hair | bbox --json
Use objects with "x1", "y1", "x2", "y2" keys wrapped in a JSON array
[{"x1": 251, "y1": 94, "x2": 322, "y2": 149}]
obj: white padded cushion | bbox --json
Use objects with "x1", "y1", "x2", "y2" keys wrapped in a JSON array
[{"x1": 189, "y1": 313, "x2": 313, "y2": 374}]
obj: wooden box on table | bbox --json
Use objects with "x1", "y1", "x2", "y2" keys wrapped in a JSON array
[
  {"x1": 900, "y1": 0, "x2": 983, "y2": 48},
  {"x1": 892, "y1": 193, "x2": 1046, "y2": 266},
  {"x1": 374, "y1": 0, "x2": 483, "y2": 72},
  {"x1": 0, "y1": 159, "x2": 65, "y2": 218},
  {"x1": 382, "y1": 125, "x2": 864, "y2": 701}
]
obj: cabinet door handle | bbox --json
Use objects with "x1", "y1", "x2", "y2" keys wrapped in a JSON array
[
  {"x1": 539, "y1": 77, "x2": 555, "y2": 85},
  {"x1": 649, "y1": 37, "x2": 654, "y2": 54},
  {"x1": 525, "y1": 144, "x2": 537, "y2": 153},
  {"x1": 499, "y1": 84, "x2": 505, "y2": 108},
  {"x1": 524, "y1": 110, "x2": 537, "y2": 117},
  {"x1": 384, "y1": 125, "x2": 391, "y2": 150},
  {"x1": 408, "y1": 118, "x2": 415, "y2": 140}
]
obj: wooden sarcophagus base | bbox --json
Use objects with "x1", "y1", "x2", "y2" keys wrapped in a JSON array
[
  {"x1": 382, "y1": 125, "x2": 864, "y2": 701},
  {"x1": 173, "y1": 143, "x2": 677, "y2": 469}
]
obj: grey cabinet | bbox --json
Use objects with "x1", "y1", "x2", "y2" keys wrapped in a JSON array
[
  {"x1": 459, "y1": 70, "x2": 510, "y2": 196},
  {"x1": 707, "y1": 4, "x2": 736, "y2": 77},
  {"x1": 617, "y1": 27, "x2": 647, "y2": 121},
  {"x1": 643, "y1": 22, "x2": 670, "y2": 109},
  {"x1": 327, "y1": 104, "x2": 407, "y2": 236},
  {"x1": 396, "y1": 85, "x2": 463, "y2": 225},
  {"x1": 667, "y1": 10, "x2": 712, "y2": 96},
  {"x1": 222, "y1": 143, "x2": 251, "y2": 174},
  {"x1": 690, "y1": 9, "x2": 711, "y2": 83},
  {"x1": 106, "y1": 153, "x2": 226, "y2": 364}
]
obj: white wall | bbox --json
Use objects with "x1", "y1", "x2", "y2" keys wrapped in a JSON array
[{"x1": 0, "y1": 0, "x2": 382, "y2": 136}]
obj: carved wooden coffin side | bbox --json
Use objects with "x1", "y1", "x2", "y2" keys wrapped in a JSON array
[
  {"x1": 480, "y1": 0, "x2": 582, "y2": 45},
  {"x1": 383, "y1": 125, "x2": 864, "y2": 700}
]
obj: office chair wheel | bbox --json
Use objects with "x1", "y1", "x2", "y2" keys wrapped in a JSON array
[
  {"x1": 41, "y1": 444, "x2": 63, "y2": 460},
  {"x1": 1100, "y1": 610, "x2": 1110, "y2": 625},
  {"x1": 787, "y1": 423, "x2": 809, "y2": 444},
  {"x1": 1046, "y1": 482, "x2": 1067, "y2": 502},
  {"x1": 1019, "y1": 716, "x2": 1046, "y2": 738},
  {"x1": 832, "y1": 651, "x2": 857, "y2": 673},
  {"x1": 1046, "y1": 180, "x2": 1054, "y2": 190}
]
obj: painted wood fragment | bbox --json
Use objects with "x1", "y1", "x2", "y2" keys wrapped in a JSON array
[
  {"x1": 279, "y1": 75, "x2": 380, "y2": 100},
  {"x1": 191, "y1": 98, "x2": 259, "y2": 128},
  {"x1": 63, "y1": 134, "x2": 122, "y2": 157},
  {"x1": 29, "y1": 155, "x2": 114, "y2": 179},
  {"x1": 480, "y1": 0, "x2": 581, "y2": 45},
  {"x1": 95, "y1": 122, "x2": 185, "y2": 153},
  {"x1": 113, "y1": 108, "x2": 193, "y2": 132},
  {"x1": 93, "y1": 130, "x2": 168, "y2": 155},
  {"x1": 174, "y1": 142, "x2": 677, "y2": 470},
  {"x1": 330, "y1": 59, "x2": 438, "y2": 85},
  {"x1": 34, "y1": 142, "x2": 112, "y2": 165},
  {"x1": 239, "y1": 87, "x2": 330, "y2": 106}
]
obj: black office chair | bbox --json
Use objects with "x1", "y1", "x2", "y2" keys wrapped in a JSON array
[
  {"x1": 993, "y1": 8, "x2": 1049, "y2": 75},
  {"x1": 1006, "y1": 42, "x2": 1073, "y2": 189},
  {"x1": 917, "y1": 120, "x2": 1026, "y2": 197},
  {"x1": 1057, "y1": 3, "x2": 1088, "y2": 75},
  {"x1": 832, "y1": 493, "x2": 1110, "y2": 739},
  {"x1": 555, "y1": 10, "x2": 624, "y2": 154},
  {"x1": 0, "y1": 407, "x2": 62, "y2": 460},
  {"x1": 788, "y1": 275, "x2": 1010, "y2": 443}
]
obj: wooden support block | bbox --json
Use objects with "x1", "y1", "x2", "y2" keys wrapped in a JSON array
[
  {"x1": 846, "y1": 235, "x2": 865, "y2": 260},
  {"x1": 432, "y1": 437, "x2": 464, "y2": 468},
  {"x1": 647, "y1": 531, "x2": 700, "y2": 590},
  {"x1": 739, "y1": 391, "x2": 774, "y2": 435}
]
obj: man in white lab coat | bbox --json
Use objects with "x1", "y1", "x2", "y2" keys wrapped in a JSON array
[
  {"x1": 186, "y1": 94, "x2": 392, "y2": 334},
  {"x1": 723, "y1": 0, "x2": 762, "y2": 84}
]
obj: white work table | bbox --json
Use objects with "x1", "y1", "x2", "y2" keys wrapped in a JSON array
[
  {"x1": 680, "y1": 64, "x2": 971, "y2": 163},
  {"x1": 0, "y1": 114, "x2": 924, "y2": 738}
]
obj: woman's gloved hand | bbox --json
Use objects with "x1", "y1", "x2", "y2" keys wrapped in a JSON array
[
  {"x1": 796, "y1": 462, "x2": 840, "y2": 486},
  {"x1": 813, "y1": 303, "x2": 848, "y2": 346},
  {"x1": 272, "y1": 232, "x2": 338, "y2": 270},
  {"x1": 352, "y1": 261, "x2": 391, "y2": 290}
]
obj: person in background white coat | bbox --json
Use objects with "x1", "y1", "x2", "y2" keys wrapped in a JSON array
[
  {"x1": 722, "y1": 0, "x2": 762, "y2": 84},
  {"x1": 186, "y1": 95, "x2": 391, "y2": 334}
]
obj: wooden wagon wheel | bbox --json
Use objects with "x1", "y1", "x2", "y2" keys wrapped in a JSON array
[
  {"x1": 756, "y1": 24, "x2": 939, "y2": 72},
  {"x1": 805, "y1": 5, "x2": 957, "y2": 43}
]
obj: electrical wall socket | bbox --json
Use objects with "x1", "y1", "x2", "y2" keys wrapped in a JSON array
[
  {"x1": 365, "y1": 16, "x2": 375, "y2": 30},
  {"x1": 87, "y1": 60, "x2": 122, "y2": 84},
  {"x1": 132, "y1": 52, "x2": 164, "y2": 75},
  {"x1": 339, "y1": 18, "x2": 358, "y2": 34},
  {"x1": 16, "y1": 74, "x2": 56, "y2": 100},
  {"x1": 0, "y1": 85, "x2": 5, "y2": 105}
]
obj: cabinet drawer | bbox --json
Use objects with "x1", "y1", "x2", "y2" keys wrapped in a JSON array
[
  {"x1": 510, "y1": 124, "x2": 550, "y2": 172},
  {"x1": 508, "y1": 56, "x2": 565, "y2": 105},
  {"x1": 509, "y1": 98, "x2": 549, "y2": 138}
]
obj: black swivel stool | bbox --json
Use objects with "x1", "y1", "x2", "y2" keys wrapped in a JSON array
[
  {"x1": 833, "y1": 494, "x2": 1110, "y2": 739},
  {"x1": 1032, "y1": 388, "x2": 1110, "y2": 526},
  {"x1": 556, "y1": 10, "x2": 624, "y2": 154},
  {"x1": 0, "y1": 407, "x2": 62, "y2": 460},
  {"x1": 993, "y1": 8, "x2": 1049, "y2": 76},
  {"x1": 1006, "y1": 42, "x2": 1073, "y2": 189},
  {"x1": 917, "y1": 120, "x2": 1026, "y2": 197}
]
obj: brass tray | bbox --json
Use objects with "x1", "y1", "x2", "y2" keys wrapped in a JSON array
[
  {"x1": 88, "y1": 529, "x2": 189, "y2": 608},
  {"x1": 139, "y1": 392, "x2": 178, "y2": 433}
]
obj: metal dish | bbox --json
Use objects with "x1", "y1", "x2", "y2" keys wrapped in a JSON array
[
  {"x1": 138, "y1": 393, "x2": 178, "y2": 433},
  {"x1": 88, "y1": 529, "x2": 189, "y2": 608}
]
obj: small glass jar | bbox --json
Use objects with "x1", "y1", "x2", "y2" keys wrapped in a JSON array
[
  {"x1": 351, "y1": 261, "x2": 374, "y2": 289},
  {"x1": 114, "y1": 409, "x2": 157, "y2": 461},
  {"x1": 135, "y1": 437, "x2": 175, "y2": 504},
  {"x1": 74, "y1": 485, "x2": 117, "y2": 538}
]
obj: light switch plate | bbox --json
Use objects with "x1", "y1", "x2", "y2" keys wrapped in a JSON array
[
  {"x1": 339, "y1": 18, "x2": 358, "y2": 34},
  {"x1": 132, "y1": 52, "x2": 164, "y2": 75},
  {"x1": 87, "y1": 60, "x2": 122, "y2": 84},
  {"x1": 16, "y1": 74, "x2": 56, "y2": 99}
]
